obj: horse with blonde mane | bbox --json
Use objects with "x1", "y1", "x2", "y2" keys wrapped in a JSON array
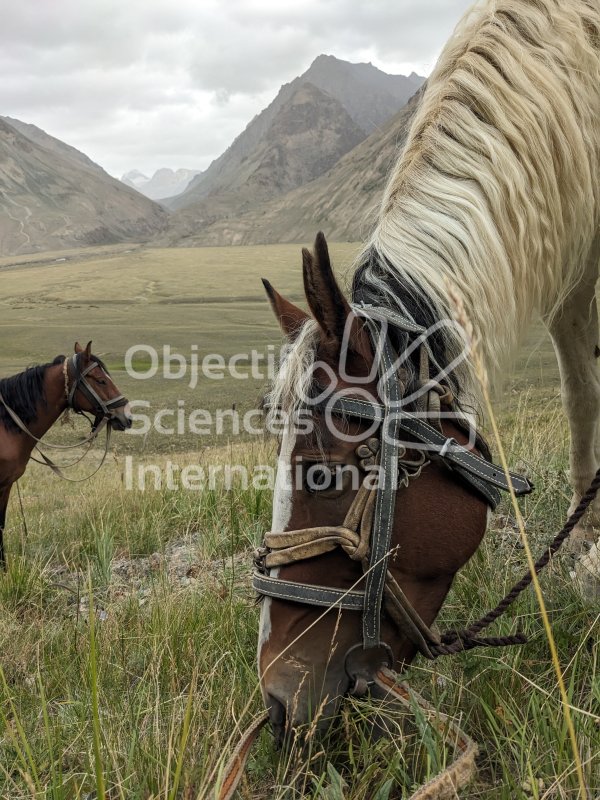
[{"x1": 254, "y1": 0, "x2": 600, "y2": 749}]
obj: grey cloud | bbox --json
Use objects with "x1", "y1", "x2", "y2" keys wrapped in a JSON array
[{"x1": 0, "y1": 0, "x2": 473, "y2": 176}]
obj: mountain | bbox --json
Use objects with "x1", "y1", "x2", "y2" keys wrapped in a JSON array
[
  {"x1": 161, "y1": 83, "x2": 365, "y2": 230},
  {"x1": 158, "y1": 87, "x2": 423, "y2": 247},
  {"x1": 0, "y1": 118, "x2": 167, "y2": 256},
  {"x1": 293, "y1": 55, "x2": 423, "y2": 134},
  {"x1": 166, "y1": 55, "x2": 425, "y2": 211},
  {"x1": 1, "y1": 116, "x2": 108, "y2": 178},
  {"x1": 121, "y1": 167, "x2": 201, "y2": 201},
  {"x1": 121, "y1": 169, "x2": 149, "y2": 189}
]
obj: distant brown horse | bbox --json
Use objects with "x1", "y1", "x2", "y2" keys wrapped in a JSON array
[
  {"x1": 0, "y1": 341, "x2": 131, "y2": 567},
  {"x1": 255, "y1": 0, "x2": 600, "y2": 742}
]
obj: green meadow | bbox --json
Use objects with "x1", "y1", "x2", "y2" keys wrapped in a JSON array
[
  {"x1": 0, "y1": 244, "x2": 597, "y2": 799},
  {"x1": 0, "y1": 243, "x2": 360, "y2": 453}
]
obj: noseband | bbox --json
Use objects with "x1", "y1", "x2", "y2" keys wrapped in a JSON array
[
  {"x1": 65, "y1": 353, "x2": 127, "y2": 428},
  {"x1": 254, "y1": 305, "x2": 533, "y2": 669}
]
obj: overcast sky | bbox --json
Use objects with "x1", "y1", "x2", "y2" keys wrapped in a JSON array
[{"x1": 1, "y1": 0, "x2": 474, "y2": 178}]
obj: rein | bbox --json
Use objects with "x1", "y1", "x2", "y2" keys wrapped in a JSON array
[
  {"x1": 0, "y1": 353, "x2": 125, "y2": 481},
  {"x1": 215, "y1": 667, "x2": 477, "y2": 800}
]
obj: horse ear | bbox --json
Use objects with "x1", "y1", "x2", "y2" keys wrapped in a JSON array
[
  {"x1": 303, "y1": 233, "x2": 373, "y2": 365},
  {"x1": 74, "y1": 341, "x2": 92, "y2": 361},
  {"x1": 302, "y1": 232, "x2": 351, "y2": 341},
  {"x1": 262, "y1": 279, "x2": 310, "y2": 339}
]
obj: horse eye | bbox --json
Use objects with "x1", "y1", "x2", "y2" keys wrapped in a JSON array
[
  {"x1": 303, "y1": 463, "x2": 347, "y2": 495},
  {"x1": 94, "y1": 377, "x2": 107, "y2": 386}
]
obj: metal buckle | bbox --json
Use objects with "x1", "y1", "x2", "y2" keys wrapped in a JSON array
[{"x1": 253, "y1": 546, "x2": 269, "y2": 574}]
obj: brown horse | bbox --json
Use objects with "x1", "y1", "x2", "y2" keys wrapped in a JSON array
[
  {"x1": 255, "y1": 235, "x2": 530, "y2": 743},
  {"x1": 255, "y1": 0, "x2": 600, "y2": 743},
  {"x1": 0, "y1": 341, "x2": 132, "y2": 567}
]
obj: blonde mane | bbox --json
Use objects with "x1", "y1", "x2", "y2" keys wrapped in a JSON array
[
  {"x1": 358, "y1": 0, "x2": 600, "y2": 395},
  {"x1": 272, "y1": 0, "x2": 600, "y2": 414}
]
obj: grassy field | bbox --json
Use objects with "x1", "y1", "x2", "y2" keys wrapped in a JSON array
[
  {"x1": 0, "y1": 245, "x2": 597, "y2": 799},
  {"x1": 0, "y1": 243, "x2": 560, "y2": 451},
  {"x1": 0, "y1": 243, "x2": 362, "y2": 453}
]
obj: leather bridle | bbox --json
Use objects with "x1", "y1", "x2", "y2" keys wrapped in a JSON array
[
  {"x1": 0, "y1": 353, "x2": 128, "y2": 481},
  {"x1": 254, "y1": 304, "x2": 533, "y2": 676},
  {"x1": 65, "y1": 352, "x2": 128, "y2": 429}
]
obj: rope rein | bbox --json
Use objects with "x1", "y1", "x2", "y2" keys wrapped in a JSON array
[{"x1": 431, "y1": 466, "x2": 600, "y2": 656}]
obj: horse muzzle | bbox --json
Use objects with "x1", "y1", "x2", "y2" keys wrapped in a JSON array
[
  {"x1": 266, "y1": 689, "x2": 344, "y2": 750},
  {"x1": 109, "y1": 403, "x2": 133, "y2": 431}
]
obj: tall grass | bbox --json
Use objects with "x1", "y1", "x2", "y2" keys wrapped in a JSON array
[{"x1": 0, "y1": 410, "x2": 597, "y2": 798}]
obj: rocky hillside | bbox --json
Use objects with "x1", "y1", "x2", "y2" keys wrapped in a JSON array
[
  {"x1": 163, "y1": 83, "x2": 365, "y2": 229},
  {"x1": 166, "y1": 55, "x2": 424, "y2": 211},
  {"x1": 1, "y1": 116, "x2": 108, "y2": 179},
  {"x1": 159, "y1": 87, "x2": 423, "y2": 247},
  {"x1": 0, "y1": 118, "x2": 167, "y2": 256},
  {"x1": 121, "y1": 167, "x2": 201, "y2": 201}
]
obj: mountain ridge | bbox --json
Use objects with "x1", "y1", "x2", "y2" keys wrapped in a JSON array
[
  {"x1": 166, "y1": 54, "x2": 424, "y2": 211},
  {"x1": 122, "y1": 167, "x2": 201, "y2": 201},
  {"x1": 158, "y1": 86, "x2": 423, "y2": 247},
  {"x1": 0, "y1": 118, "x2": 167, "y2": 256}
]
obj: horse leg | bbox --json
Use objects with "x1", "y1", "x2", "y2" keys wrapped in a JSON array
[
  {"x1": 548, "y1": 249, "x2": 600, "y2": 542},
  {"x1": 0, "y1": 485, "x2": 10, "y2": 571}
]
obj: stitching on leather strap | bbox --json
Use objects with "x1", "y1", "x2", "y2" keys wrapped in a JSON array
[{"x1": 253, "y1": 574, "x2": 365, "y2": 610}]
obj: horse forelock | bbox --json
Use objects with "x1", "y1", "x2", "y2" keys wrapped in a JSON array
[{"x1": 267, "y1": 319, "x2": 321, "y2": 415}]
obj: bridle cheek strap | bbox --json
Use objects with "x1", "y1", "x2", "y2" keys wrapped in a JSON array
[{"x1": 362, "y1": 326, "x2": 401, "y2": 648}]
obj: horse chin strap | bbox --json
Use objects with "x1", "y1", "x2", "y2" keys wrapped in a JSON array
[{"x1": 254, "y1": 308, "x2": 534, "y2": 666}]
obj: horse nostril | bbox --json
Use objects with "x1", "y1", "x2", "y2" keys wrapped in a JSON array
[{"x1": 267, "y1": 694, "x2": 287, "y2": 749}]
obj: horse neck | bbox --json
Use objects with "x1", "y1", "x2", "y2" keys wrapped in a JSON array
[{"x1": 24, "y1": 363, "x2": 68, "y2": 447}]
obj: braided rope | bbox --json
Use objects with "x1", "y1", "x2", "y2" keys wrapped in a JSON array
[{"x1": 431, "y1": 467, "x2": 600, "y2": 656}]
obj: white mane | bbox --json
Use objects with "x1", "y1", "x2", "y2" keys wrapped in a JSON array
[
  {"x1": 361, "y1": 0, "x2": 600, "y2": 394},
  {"x1": 272, "y1": 0, "x2": 600, "y2": 412}
]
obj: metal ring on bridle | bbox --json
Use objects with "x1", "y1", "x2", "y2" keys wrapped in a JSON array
[{"x1": 344, "y1": 642, "x2": 394, "y2": 696}]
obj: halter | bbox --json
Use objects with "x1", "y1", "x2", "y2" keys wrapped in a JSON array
[
  {"x1": 65, "y1": 352, "x2": 128, "y2": 428},
  {"x1": 0, "y1": 353, "x2": 128, "y2": 482},
  {"x1": 254, "y1": 305, "x2": 533, "y2": 668}
]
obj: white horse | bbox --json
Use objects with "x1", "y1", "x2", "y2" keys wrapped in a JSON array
[
  {"x1": 268, "y1": 0, "x2": 600, "y2": 599},
  {"x1": 351, "y1": 0, "x2": 600, "y2": 597}
]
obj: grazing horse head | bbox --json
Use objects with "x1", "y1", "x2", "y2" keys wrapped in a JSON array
[
  {"x1": 255, "y1": 233, "x2": 530, "y2": 746},
  {"x1": 68, "y1": 341, "x2": 132, "y2": 431}
]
